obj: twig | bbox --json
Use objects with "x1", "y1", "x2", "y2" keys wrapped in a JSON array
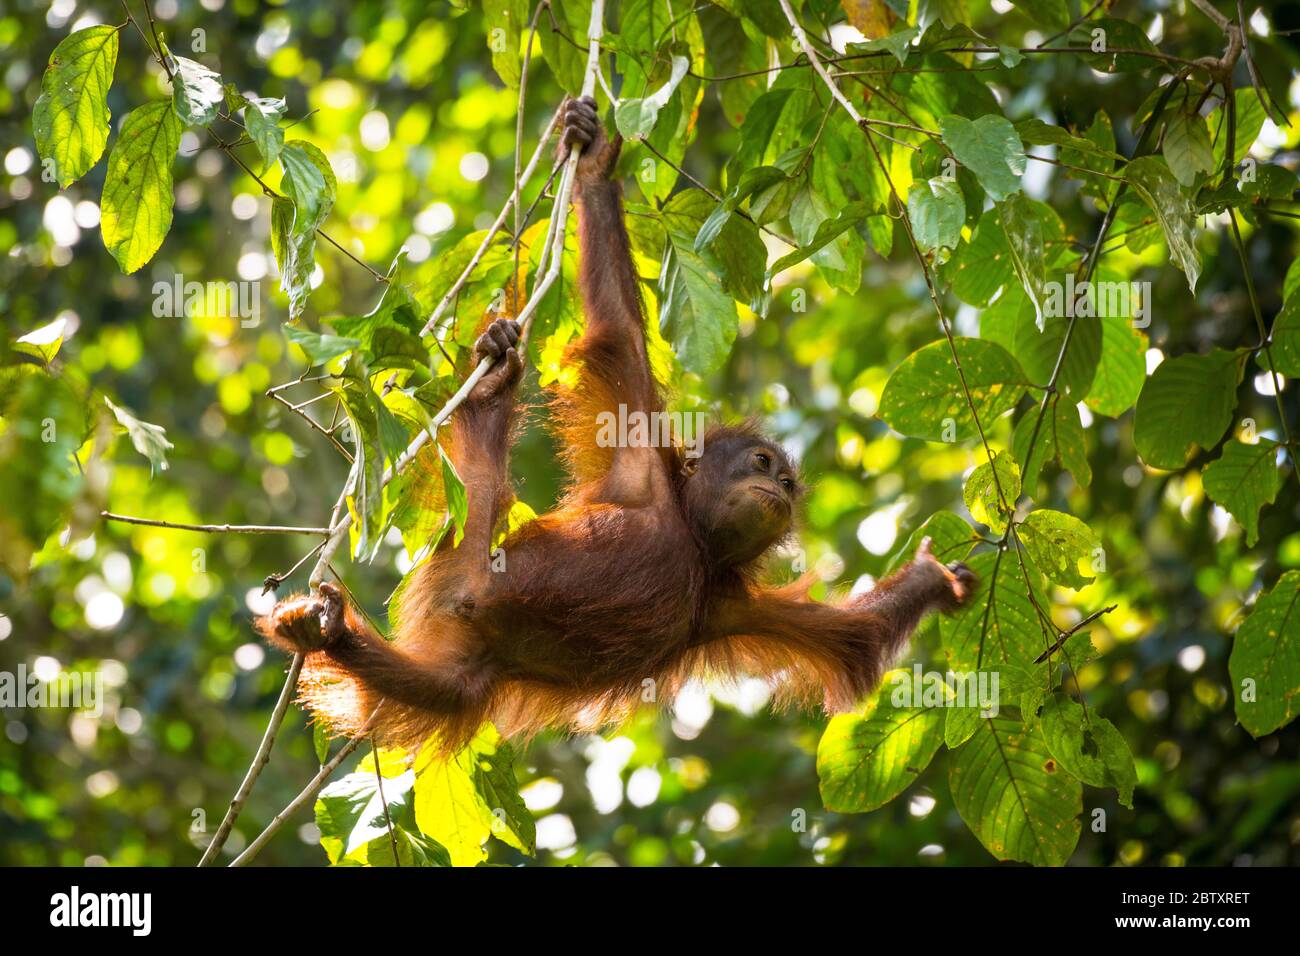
[
  {"x1": 268, "y1": 390, "x2": 355, "y2": 463},
  {"x1": 372, "y1": 737, "x2": 400, "y2": 867},
  {"x1": 198, "y1": 654, "x2": 304, "y2": 865},
  {"x1": 228, "y1": 713, "x2": 376, "y2": 867},
  {"x1": 1034, "y1": 605, "x2": 1118, "y2": 665},
  {"x1": 418, "y1": 104, "x2": 564, "y2": 338},
  {"x1": 101, "y1": 512, "x2": 330, "y2": 535}
]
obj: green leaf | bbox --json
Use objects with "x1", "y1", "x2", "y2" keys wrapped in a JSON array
[
  {"x1": 1202, "y1": 439, "x2": 1284, "y2": 547},
  {"x1": 13, "y1": 318, "x2": 68, "y2": 366},
  {"x1": 964, "y1": 450, "x2": 1020, "y2": 534},
  {"x1": 879, "y1": 337, "x2": 1028, "y2": 442},
  {"x1": 945, "y1": 704, "x2": 981, "y2": 749},
  {"x1": 283, "y1": 324, "x2": 361, "y2": 365},
  {"x1": 1212, "y1": 88, "x2": 1266, "y2": 171},
  {"x1": 615, "y1": 55, "x2": 690, "y2": 139},
  {"x1": 1133, "y1": 348, "x2": 1245, "y2": 469},
  {"x1": 313, "y1": 723, "x2": 331, "y2": 764},
  {"x1": 1069, "y1": 19, "x2": 1162, "y2": 73},
  {"x1": 1162, "y1": 110, "x2": 1214, "y2": 188},
  {"x1": 770, "y1": 198, "x2": 871, "y2": 278},
  {"x1": 1229, "y1": 570, "x2": 1300, "y2": 737},
  {"x1": 907, "y1": 177, "x2": 964, "y2": 259},
  {"x1": 659, "y1": 189, "x2": 740, "y2": 374},
  {"x1": 470, "y1": 730, "x2": 535, "y2": 855},
  {"x1": 314, "y1": 760, "x2": 427, "y2": 865},
  {"x1": 482, "y1": 0, "x2": 529, "y2": 88},
  {"x1": 100, "y1": 101, "x2": 182, "y2": 274},
  {"x1": 845, "y1": 25, "x2": 921, "y2": 66},
  {"x1": 1040, "y1": 695, "x2": 1137, "y2": 808},
  {"x1": 1273, "y1": 295, "x2": 1300, "y2": 376},
  {"x1": 438, "y1": 444, "x2": 468, "y2": 547},
  {"x1": 817, "y1": 673, "x2": 945, "y2": 813},
  {"x1": 32, "y1": 25, "x2": 119, "y2": 187},
  {"x1": 1013, "y1": 395, "x2": 1091, "y2": 491},
  {"x1": 276, "y1": 141, "x2": 337, "y2": 319},
  {"x1": 949, "y1": 713, "x2": 1081, "y2": 866},
  {"x1": 1018, "y1": 509, "x2": 1100, "y2": 590},
  {"x1": 1011, "y1": 0, "x2": 1068, "y2": 31},
  {"x1": 170, "y1": 55, "x2": 223, "y2": 126},
  {"x1": 1084, "y1": 310, "x2": 1147, "y2": 417},
  {"x1": 1016, "y1": 310, "x2": 1101, "y2": 400},
  {"x1": 1123, "y1": 155, "x2": 1200, "y2": 293},
  {"x1": 939, "y1": 114, "x2": 1026, "y2": 202},
  {"x1": 998, "y1": 193, "x2": 1046, "y2": 328},
  {"x1": 536, "y1": 0, "x2": 589, "y2": 94},
  {"x1": 103, "y1": 395, "x2": 172, "y2": 476},
  {"x1": 412, "y1": 725, "x2": 530, "y2": 865},
  {"x1": 241, "y1": 95, "x2": 286, "y2": 169},
  {"x1": 945, "y1": 208, "x2": 1013, "y2": 306}
]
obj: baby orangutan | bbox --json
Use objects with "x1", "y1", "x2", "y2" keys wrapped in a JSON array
[{"x1": 259, "y1": 97, "x2": 975, "y2": 751}]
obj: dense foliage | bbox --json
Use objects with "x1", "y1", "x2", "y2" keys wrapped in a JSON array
[{"x1": 2, "y1": 0, "x2": 1299, "y2": 867}]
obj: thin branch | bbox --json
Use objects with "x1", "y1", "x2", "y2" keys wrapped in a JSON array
[
  {"x1": 268, "y1": 389, "x2": 355, "y2": 463},
  {"x1": 637, "y1": 138, "x2": 797, "y2": 246},
  {"x1": 1034, "y1": 605, "x2": 1118, "y2": 665},
  {"x1": 197, "y1": 654, "x2": 304, "y2": 865},
  {"x1": 418, "y1": 104, "x2": 564, "y2": 339},
  {"x1": 101, "y1": 512, "x2": 330, "y2": 536},
  {"x1": 372, "y1": 738, "x2": 400, "y2": 867},
  {"x1": 228, "y1": 712, "x2": 376, "y2": 867}
]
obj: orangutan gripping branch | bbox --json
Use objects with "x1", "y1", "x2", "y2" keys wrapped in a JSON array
[{"x1": 259, "y1": 97, "x2": 976, "y2": 751}]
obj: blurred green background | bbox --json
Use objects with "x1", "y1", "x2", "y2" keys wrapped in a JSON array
[{"x1": 2, "y1": 0, "x2": 1299, "y2": 866}]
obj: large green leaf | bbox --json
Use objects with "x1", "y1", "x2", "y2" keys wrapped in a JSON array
[
  {"x1": 817, "y1": 674, "x2": 945, "y2": 813},
  {"x1": 998, "y1": 193, "x2": 1046, "y2": 328},
  {"x1": 32, "y1": 25, "x2": 118, "y2": 187},
  {"x1": 879, "y1": 337, "x2": 1028, "y2": 442},
  {"x1": 1229, "y1": 571, "x2": 1300, "y2": 738},
  {"x1": 886, "y1": 510, "x2": 977, "y2": 575},
  {"x1": 939, "y1": 114, "x2": 1026, "y2": 202},
  {"x1": 949, "y1": 713, "x2": 1082, "y2": 866},
  {"x1": 1133, "y1": 348, "x2": 1245, "y2": 469},
  {"x1": 412, "y1": 724, "x2": 533, "y2": 866},
  {"x1": 1202, "y1": 439, "x2": 1284, "y2": 547},
  {"x1": 100, "y1": 100, "x2": 182, "y2": 274}
]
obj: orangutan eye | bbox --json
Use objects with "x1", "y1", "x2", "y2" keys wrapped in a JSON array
[
  {"x1": 755, "y1": 452, "x2": 771, "y2": 469},
  {"x1": 780, "y1": 477, "x2": 794, "y2": 491}
]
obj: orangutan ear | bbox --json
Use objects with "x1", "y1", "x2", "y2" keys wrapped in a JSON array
[{"x1": 681, "y1": 455, "x2": 700, "y2": 478}]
